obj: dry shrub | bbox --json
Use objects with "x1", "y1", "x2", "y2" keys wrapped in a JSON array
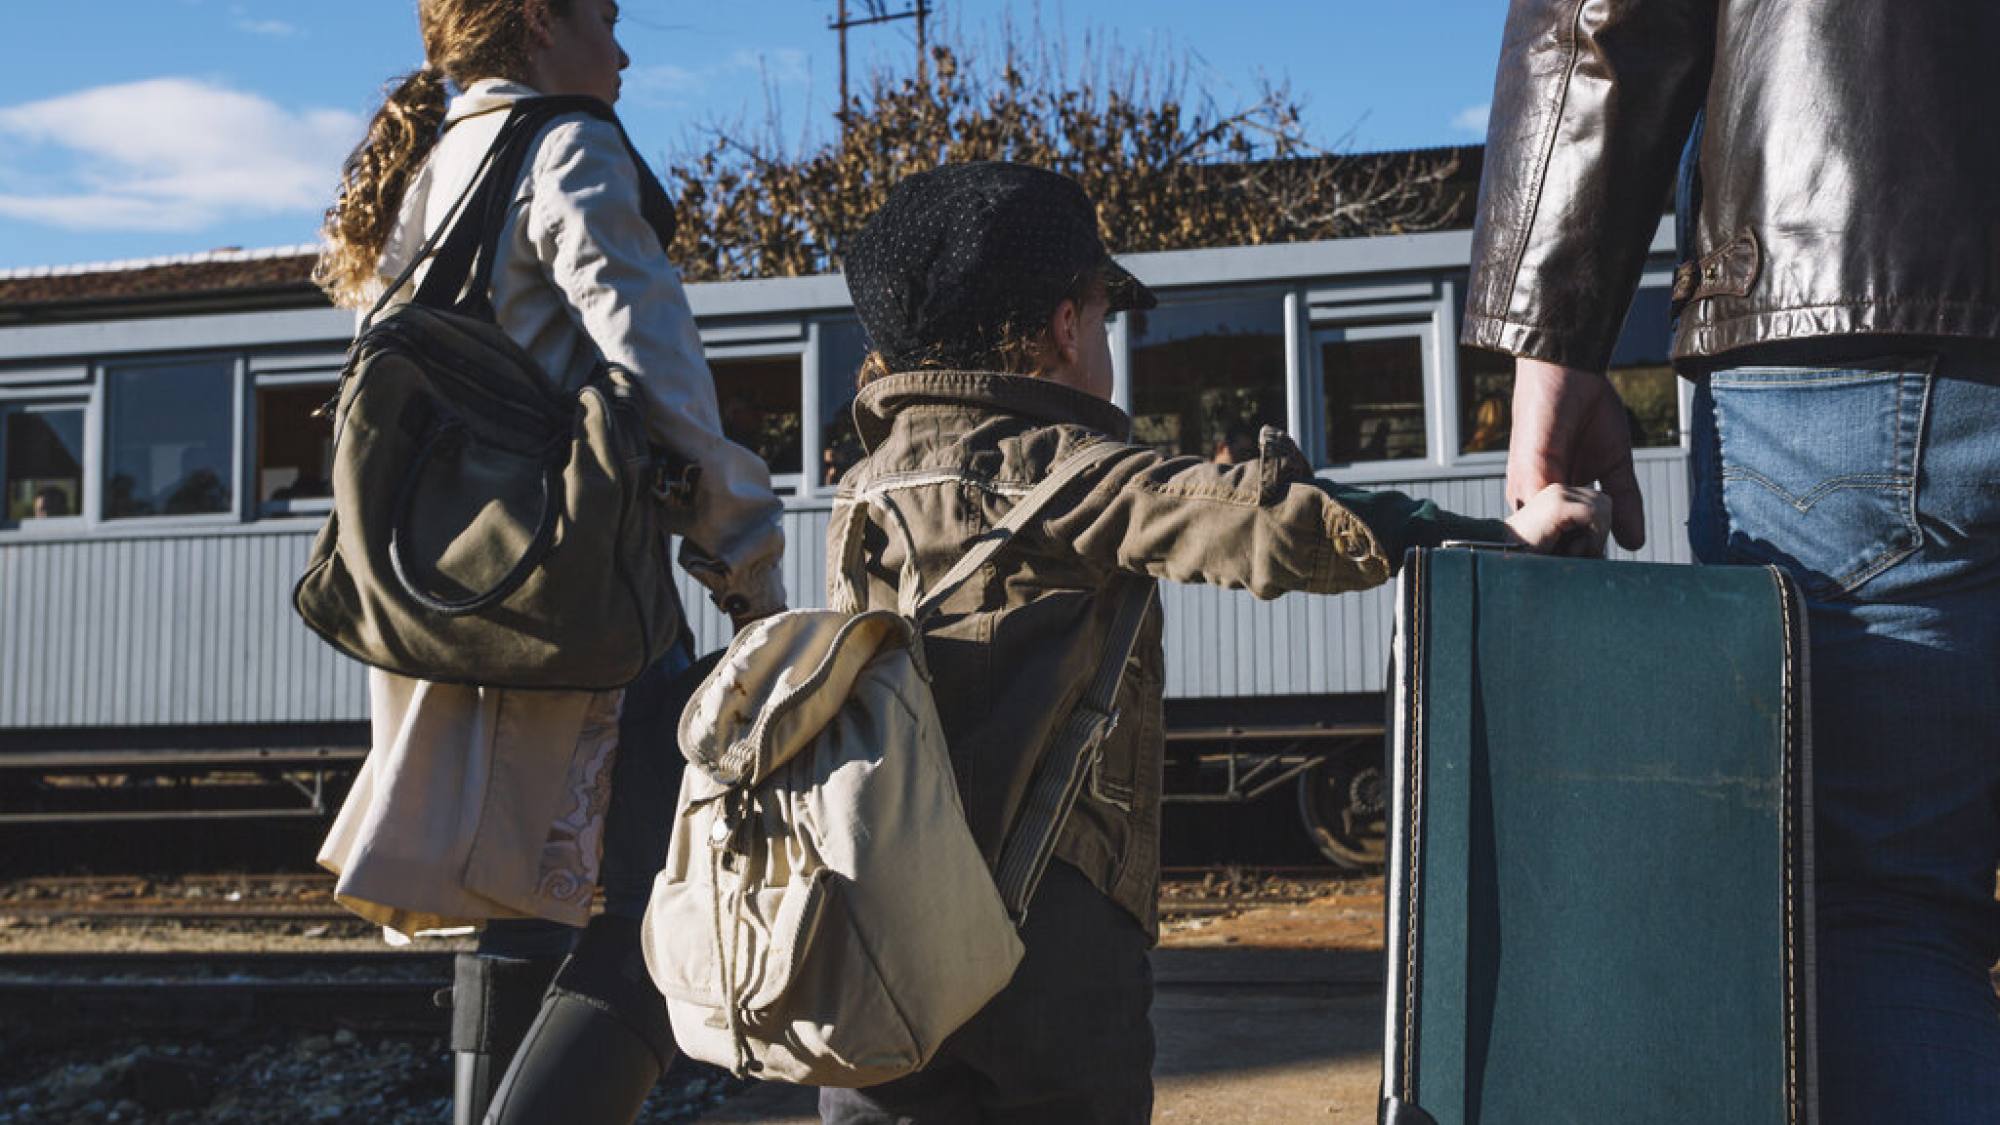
[{"x1": 663, "y1": 29, "x2": 1462, "y2": 282}]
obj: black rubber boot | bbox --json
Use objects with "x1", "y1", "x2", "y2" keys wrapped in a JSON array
[
  {"x1": 483, "y1": 914, "x2": 677, "y2": 1125},
  {"x1": 446, "y1": 953, "x2": 564, "y2": 1125}
]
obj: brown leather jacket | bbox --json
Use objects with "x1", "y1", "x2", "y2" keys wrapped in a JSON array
[
  {"x1": 833, "y1": 371, "x2": 1506, "y2": 935},
  {"x1": 1463, "y1": 0, "x2": 2000, "y2": 368}
]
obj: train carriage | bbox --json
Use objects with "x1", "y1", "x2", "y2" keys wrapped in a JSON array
[{"x1": 0, "y1": 217, "x2": 1687, "y2": 865}]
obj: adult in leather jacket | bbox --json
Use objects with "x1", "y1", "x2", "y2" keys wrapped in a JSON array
[{"x1": 1465, "y1": 3, "x2": 2000, "y2": 1121}]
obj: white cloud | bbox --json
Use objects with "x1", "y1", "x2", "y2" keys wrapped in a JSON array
[
  {"x1": 625, "y1": 49, "x2": 814, "y2": 110},
  {"x1": 1451, "y1": 103, "x2": 1491, "y2": 135},
  {"x1": 0, "y1": 78, "x2": 360, "y2": 233},
  {"x1": 236, "y1": 18, "x2": 300, "y2": 37},
  {"x1": 729, "y1": 49, "x2": 812, "y2": 88},
  {"x1": 628, "y1": 64, "x2": 706, "y2": 99},
  {"x1": 230, "y1": 2, "x2": 299, "y2": 37}
]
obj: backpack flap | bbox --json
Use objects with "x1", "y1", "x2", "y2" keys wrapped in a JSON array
[{"x1": 679, "y1": 609, "x2": 916, "y2": 787}]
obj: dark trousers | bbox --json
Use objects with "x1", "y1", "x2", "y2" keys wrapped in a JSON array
[{"x1": 818, "y1": 860, "x2": 1155, "y2": 1125}]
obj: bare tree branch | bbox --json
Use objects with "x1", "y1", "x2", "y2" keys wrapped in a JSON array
[{"x1": 664, "y1": 31, "x2": 1464, "y2": 282}]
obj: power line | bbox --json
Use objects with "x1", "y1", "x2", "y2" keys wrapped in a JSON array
[{"x1": 830, "y1": 0, "x2": 934, "y2": 134}]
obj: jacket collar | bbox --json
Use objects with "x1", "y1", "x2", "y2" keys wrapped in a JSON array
[
  {"x1": 444, "y1": 77, "x2": 541, "y2": 127},
  {"x1": 852, "y1": 370, "x2": 1134, "y2": 451}
]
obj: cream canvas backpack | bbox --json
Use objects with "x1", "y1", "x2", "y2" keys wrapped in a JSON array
[{"x1": 641, "y1": 441, "x2": 1156, "y2": 1087}]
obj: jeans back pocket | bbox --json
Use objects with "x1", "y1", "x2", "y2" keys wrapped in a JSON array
[{"x1": 1705, "y1": 360, "x2": 1933, "y2": 599}]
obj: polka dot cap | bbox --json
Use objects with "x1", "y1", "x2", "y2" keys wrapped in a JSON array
[{"x1": 842, "y1": 161, "x2": 1158, "y2": 370}]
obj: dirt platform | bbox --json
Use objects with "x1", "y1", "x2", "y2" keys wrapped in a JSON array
[{"x1": 697, "y1": 891, "x2": 1391, "y2": 1125}]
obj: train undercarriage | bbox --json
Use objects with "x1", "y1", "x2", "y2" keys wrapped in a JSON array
[{"x1": 1, "y1": 695, "x2": 1392, "y2": 870}]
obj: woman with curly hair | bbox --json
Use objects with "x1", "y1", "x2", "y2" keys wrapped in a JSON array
[{"x1": 314, "y1": 2, "x2": 786, "y2": 1121}]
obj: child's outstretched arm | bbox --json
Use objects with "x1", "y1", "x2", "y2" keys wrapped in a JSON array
[{"x1": 1043, "y1": 428, "x2": 1607, "y2": 598}]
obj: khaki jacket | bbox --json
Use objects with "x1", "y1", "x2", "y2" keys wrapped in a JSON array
[
  {"x1": 318, "y1": 81, "x2": 785, "y2": 935},
  {"x1": 835, "y1": 372, "x2": 1505, "y2": 935}
]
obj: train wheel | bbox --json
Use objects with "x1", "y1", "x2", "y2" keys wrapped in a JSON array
[{"x1": 1297, "y1": 742, "x2": 1387, "y2": 871}]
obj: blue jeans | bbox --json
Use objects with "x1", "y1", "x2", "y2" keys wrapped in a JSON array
[
  {"x1": 1689, "y1": 351, "x2": 2000, "y2": 1123},
  {"x1": 478, "y1": 641, "x2": 695, "y2": 959}
]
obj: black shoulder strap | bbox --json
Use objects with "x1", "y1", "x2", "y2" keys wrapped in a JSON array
[{"x1": 385, "y1": 95, "x2": 678, "y2": 324}]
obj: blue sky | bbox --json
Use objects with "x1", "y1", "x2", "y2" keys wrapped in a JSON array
[{"x1": 0, "y1": 1, "x2": 1509, "y2": 271}]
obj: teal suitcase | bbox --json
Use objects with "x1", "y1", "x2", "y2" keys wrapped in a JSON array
[{"x1": 1381, "y1": 548, "x2": 1815, "y2": 1125}]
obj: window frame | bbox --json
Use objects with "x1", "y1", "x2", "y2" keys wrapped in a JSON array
[
  {"x1": 1122, "y1": 285, "x2": 1297, "y2": 465},
  {"x1": 1303, "y1": 300, "x2": 1444, "y2": 483},
  {"x1": 0, "y1": 391, "x2": 94, "y2": 533},
  {"x1": 97, "y1": 353, "x2": 246, "y2": 528},
  {"x1": 705, "y1": 337, "x2": 810, "y2": 496},
  {"x1": 251, "y1": 369, "x2": 340, "y2": 520}
]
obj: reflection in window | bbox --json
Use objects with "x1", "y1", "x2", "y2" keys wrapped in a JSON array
[
  {"x1": 1457, "y1": 345, "x2": 1514, "y2": 453},
  {"x1": 258, "y1": 384, "x2": 335, "y2": 506},
  {"x1": 818, "y1": 319, "x2": 870, "y2": 488},
  {"x1": 1458, "y1": 286, "x2": 1681, "y2": 452},
  {"x1": 1607, "y1": 287, "x2": 1679, "y2": 448},
  {"x1": 1128, "y1": 298, "x2": 1287, "y2": 463},
  {"x1": 4, "y1": 405, "x2": 85, "y2": 521},
  {"x1": 105, "y1": 360, "x2": 234, "y2": 519},
  {"x1": 1321, "y1": 334, "x2": 1427, "y2": 463},
  {"x1": 709, "y1": 355, "x2": 803, "y2": 475}
]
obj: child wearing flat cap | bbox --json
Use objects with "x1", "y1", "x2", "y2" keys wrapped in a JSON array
[{"x1": 823, "y1": 161, "x2": 1606, "y2": 1122}]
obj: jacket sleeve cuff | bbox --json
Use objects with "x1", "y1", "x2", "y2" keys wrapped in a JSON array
[
  {"x1": 678, "y1": 544, "x2": 789, "y2": 621},
  {"x1": 1329, "y1": 486, "x2": 1512, "y2": 569},
  {"x1": 732, "y1": 563, "x2": 788, "y2": 620},
  {"x1": 1460, "y1": 311, "x2": 1615, "y2": 372}
]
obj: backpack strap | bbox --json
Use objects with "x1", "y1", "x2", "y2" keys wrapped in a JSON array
[
  {"x1": 412, "y1": 96, "x2": 622, "y2": 319},
  {"x1": 991, "y1": 573, "x2": 1157, "y2": 922},
  {"x1": 827, "y1": 438, "x2": 1135, "y2": 619},
  {"x1": 365, "y1": 95, "x2": 676, "y2": 330},
  {"x1": 826, "y1": 436, "x2": 1158, "y2": 922}
]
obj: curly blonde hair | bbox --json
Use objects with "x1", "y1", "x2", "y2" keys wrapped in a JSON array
[{"x1": 313, "y1": 0, "x2": 568, "y2": 308}]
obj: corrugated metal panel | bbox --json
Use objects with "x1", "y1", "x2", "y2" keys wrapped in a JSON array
[
  {"x1": 1159, "y1": 461, "x2": 1693, "y2": 699},
  {"x1": 0, "y1": 508, "x2": 840, "y2": 729},
  {"x1": 0, "y1": 533, "x2": 369, "y2": 728},
  {"x1": 0, "y1": 461, "x2": 1692, "y2": 727}
]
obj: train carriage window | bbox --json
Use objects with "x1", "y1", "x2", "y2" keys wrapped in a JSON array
[
  {"x1": 257, "y1": 383, "x2": 335, "y2": 510},
  {"x1": 104, "y1": 359, "x2": 234, "y2": 519},
  {"x1": 1456, "y1": 285, "x2": 1681, "y2": 453},
  {"x1": 709, "y1": 354, "x2": 803, "y2": 478},
  {"x1": 817, "y1": 319, "x2": 870, "y2": 489},
  {"x1": 1318, "y1": 328, "x2": 1428, "y2": 464},
  {"x1": 1457, "y1": 345, "x2": 1514, "y2": 454},
  {"x1": 1606, "y1": 287, "x2": 1679, "y2": 448},
  {"x1": 2, "y1": 403, "x2": 86, "y2": 523},
  {"x1": 1128, "y1": 297, "x2": 1287, "y2": 463}
]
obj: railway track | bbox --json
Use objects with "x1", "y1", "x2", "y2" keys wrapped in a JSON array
[
  {"x1": 4, "y1": 866, "x2": 1373, "y2": 925},
  {"x1": 1157, "y1": 864, "x2": 1375, "y2": 919},
  {"x1": 0, "y1": 873, "x2": 353, "y2": 924},
  {"x1": 0, "y1": 951, "x2": 452, "y2": 1035}
]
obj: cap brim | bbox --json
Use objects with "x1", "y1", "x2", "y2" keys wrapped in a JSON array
[{"x1": 1103, "y1": 259, "x2": 1158, "y2": 312}]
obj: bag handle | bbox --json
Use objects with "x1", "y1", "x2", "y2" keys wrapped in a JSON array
[
  {"x1": 385, "y1": 421, "x2": 566, "y2": 616},
  {"x1": 991, "y1": 573, "x2": 1156, "y2": 920}
]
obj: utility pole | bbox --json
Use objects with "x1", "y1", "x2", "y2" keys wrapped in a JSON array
[{"x1": 829, "y1": 1, "x2": 937, "y2": 136}]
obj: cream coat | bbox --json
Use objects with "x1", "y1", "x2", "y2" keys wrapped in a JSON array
[{"x1": 318, "y1": 80, "x2": 786, "y2": 935}]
